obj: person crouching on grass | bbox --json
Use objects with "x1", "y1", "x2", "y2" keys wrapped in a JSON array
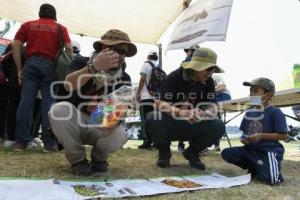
[
  {"x1": 146, "y1": 47, "x2": 225, "y2": 170},
  {"x1": 222, "y1": 77, "x2": 288, "y2": 185}
]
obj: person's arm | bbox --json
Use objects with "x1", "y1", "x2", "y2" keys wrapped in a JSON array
[
  {"x1": 64, "y1": 65, "x2": 92, "y2": 91},
  {"x1": 11, "y1": 40, "x2": 24, "y2": 85},
  {"x1": 215, "y1": 84, "x2": 225, "y2": 92},
  {"x1": 213, "y1": 75, "x2": 226, "y2": 92},
  {"x1": 64, "y1": 49, "x2": 120, "y2": 92},
  {"x1": 136, "y1": 74, "x2": 146, "y2": 101},
  {"x1": 243, "y1": 132, "x2": 287, "y2": 145}
]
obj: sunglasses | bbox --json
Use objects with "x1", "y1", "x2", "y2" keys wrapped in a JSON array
[{"x1": 110, "y1": 45, "x2": 128, "y2": 55}]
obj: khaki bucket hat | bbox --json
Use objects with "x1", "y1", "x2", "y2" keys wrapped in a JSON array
[
  {"x1": 181, "y1": 47, "x2": 224, "y2": 73},
  {"x1": 93, "y1": 29, "x2": 137, "y2": 57}
]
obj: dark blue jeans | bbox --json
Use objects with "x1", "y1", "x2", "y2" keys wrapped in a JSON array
[{"x1": 16, "y1": 56, "x2": 55, "y2": 146}]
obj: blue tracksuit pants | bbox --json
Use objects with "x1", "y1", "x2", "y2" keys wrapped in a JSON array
[{"x1": 221, "y1": 146, "x2": 284, "y2": 185}]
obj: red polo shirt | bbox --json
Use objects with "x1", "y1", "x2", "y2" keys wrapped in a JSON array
[{"x1": 14, "y1": 18, "x2": 71, "y2": 60}]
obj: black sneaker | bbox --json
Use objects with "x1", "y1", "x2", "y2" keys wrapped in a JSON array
[
  {"x1": 71, "y1": 159, "x2": 92, "y2": 176},
  {"x1": 138, "y1": 142, "x2": 152, "y2": 150},
  {"x1": 91, "y1": 161, "x2": 108, "y2": 172},
  {"x1": 157, "y1": 146, "x2": 171, "y2": 168},
  {"x1": 183, "y1": 149, "x2": 205, "y2": 170}
]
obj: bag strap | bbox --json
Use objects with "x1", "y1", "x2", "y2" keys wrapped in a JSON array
[
  {"x1": 145, "y1": 61, "x2": 155, "y2": 68},
  {"x1": 143, "y1": 61, "x2": 156, "y2": 94},
  {"x1": 53, "y1": 24, "x2": 64, "y2": 83},
  {"x1": 57, "y1": 24, "x2": 63, "y2": 50}
]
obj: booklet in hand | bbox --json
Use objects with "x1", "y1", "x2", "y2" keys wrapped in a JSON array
[{"x1": 89, "y1": 86, "x2": 135, "y2": 128}]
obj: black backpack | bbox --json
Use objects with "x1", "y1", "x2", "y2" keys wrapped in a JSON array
[{"x1": 145, "y1": 61, "x2": 167, "y2": 95}]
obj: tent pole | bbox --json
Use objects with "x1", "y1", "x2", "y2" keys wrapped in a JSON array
[{"x1": 157, "y1": 43, "x2": 162, "y2": 69}]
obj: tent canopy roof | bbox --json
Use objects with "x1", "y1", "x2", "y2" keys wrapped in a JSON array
[{"x1": 0, "y1": 0, "x2": 188, "y2": 44}]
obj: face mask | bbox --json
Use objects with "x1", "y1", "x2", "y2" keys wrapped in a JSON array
[
  {"x1": 249, "y1": 95, "x2": 267, "y2": 106},
  {"x1": 249, "y1": 96, "x2": 262, "y2": 106},
  {"x1": 151, "y1": 60, "x2": 158, "y2": 66}
]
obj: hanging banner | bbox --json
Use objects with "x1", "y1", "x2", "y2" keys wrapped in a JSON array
[{"x1": 167, "y1": 0, "x2": 233, "y2": 51}]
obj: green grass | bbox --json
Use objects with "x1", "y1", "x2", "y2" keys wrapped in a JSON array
[{"x1": 0, "y1": 139, "x2": 300, "y2": 199}]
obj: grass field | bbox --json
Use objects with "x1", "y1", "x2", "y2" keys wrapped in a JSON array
[{"x1": 0, "y1": 139, "x2": 300, "y2": 200}]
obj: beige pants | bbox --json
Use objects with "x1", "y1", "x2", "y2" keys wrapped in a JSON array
[{"x1": 48, "y1": 102, "x2": 128, "y2": 164}]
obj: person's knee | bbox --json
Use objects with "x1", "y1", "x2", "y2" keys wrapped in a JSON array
[
  {"x1": 221, "y1": 147, "x2": 232, "y2": 161},
  {"x1": 97, "y1": 125, "x2": 128, "y2": 153},
  {"x1": 48, "y1": 101, "x2": 74, "y2": 121},
  {"x1": 221, "y1": 147, "x2": 241, "y2": 164}
]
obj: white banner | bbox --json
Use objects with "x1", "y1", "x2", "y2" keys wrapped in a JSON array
[
  {"x1": 167, "y1": 0, "x2": 233, "y2": 51},
  {"x1": 0, "y1": 173, "x2": 250, "y2": 199}
]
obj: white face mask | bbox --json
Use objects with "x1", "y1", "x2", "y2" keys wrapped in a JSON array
[
  {"x1": 249, "y1": 94, "x2": 269, "y2": 106},
  {"x1": 249, "y1": 96, "x2": 262, "y2": 106},
  {"x1": 151, "y1": 60, "x2": 158, "y2": 66}
]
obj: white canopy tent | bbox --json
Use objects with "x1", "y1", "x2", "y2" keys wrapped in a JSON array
[{"x1": 0, "y1": 0, "x2": 191, "y2": 44}]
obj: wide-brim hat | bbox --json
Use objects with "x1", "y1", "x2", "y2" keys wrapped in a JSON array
[
  {"x1": 181, "y1": 47, "x2": 224, "y2": 73},
  {"x1": 93, "y1": 29, "x2": 137, "y2": 57}
]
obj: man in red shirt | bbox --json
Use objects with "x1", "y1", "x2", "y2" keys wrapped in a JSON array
[{"x1": 11, "y1": 3, "x2": 72, "y2": 152}]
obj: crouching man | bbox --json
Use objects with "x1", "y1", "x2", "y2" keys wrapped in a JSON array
[
  {"x1": 49, "y1": 29, "x2": 136, "y2": 176},
  {"x1": 146, "y1": 47, "x2": 225, "y2": 170}
]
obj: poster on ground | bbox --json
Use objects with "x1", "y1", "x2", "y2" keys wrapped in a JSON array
[{"x1": 0, "y1": 173, "x2": 250, "y2": 199}]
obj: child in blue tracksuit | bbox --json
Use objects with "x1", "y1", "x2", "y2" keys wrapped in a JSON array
[{"x1": 222, "y1": 77, "x2": 288, "y2": 185}]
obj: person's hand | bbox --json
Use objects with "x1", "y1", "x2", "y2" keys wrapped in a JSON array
[
  {"x1": 240, "y1": 135, "x2": 248, "y2": 145},
  {"x1": 17, "y1": 70, "x2": 23, "y2": 85},
  {"x1": 241, "y1": 133, "x2": 262, "y2": 145},
  {"x1": 92, "y1": 48, "x2": 120, "y2": 71},
  {"x1": 177, "y1": 109, "x2": 203, "y2": 124}
]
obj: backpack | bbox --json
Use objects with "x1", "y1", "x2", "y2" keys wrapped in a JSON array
[{"x1": 145, "y1": 61, "x2": 167, "y2": 95}]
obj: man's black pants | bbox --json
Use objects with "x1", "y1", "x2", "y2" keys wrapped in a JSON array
[{"x1": 146, "y1": 111, "x2": 225, "y2": 152}]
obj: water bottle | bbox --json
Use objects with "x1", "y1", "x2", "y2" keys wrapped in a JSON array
[{"x1": 293, "y1": 63, "x2": 300, "y2": 88}]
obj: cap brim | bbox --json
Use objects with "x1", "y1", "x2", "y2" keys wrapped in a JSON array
[
  {"x1": 93, "y1": 40, "x2": 137, "y2": 57},
  {"x1": 243, "y1": 81, "x2": 252, "y2": 86},
  {"x1": 181, "y1": 60, "x2": 225, "y2": 73}
]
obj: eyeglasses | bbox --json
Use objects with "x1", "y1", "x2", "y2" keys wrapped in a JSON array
[{"x1": 110, "y1": 45, "x2": 128, "y2": 55}]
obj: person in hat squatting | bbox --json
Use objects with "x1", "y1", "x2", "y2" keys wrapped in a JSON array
[
  {"x1": 48, "y1": 29, "x2": 137, "y2": 176},
  {"x1": 222, "y1": 77, "x2": 288, "y2": 185},
  {"x1": 146, "y1": 47, "x2": 225, "y2": 170}
]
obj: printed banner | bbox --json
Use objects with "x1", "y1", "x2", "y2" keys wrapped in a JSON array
[
  {"x1": 167, "y1": 0, "x2": 233, "y2": 51},
  {"x1": 0, "y1": 173, "x2": 250, "y2": 199}
]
